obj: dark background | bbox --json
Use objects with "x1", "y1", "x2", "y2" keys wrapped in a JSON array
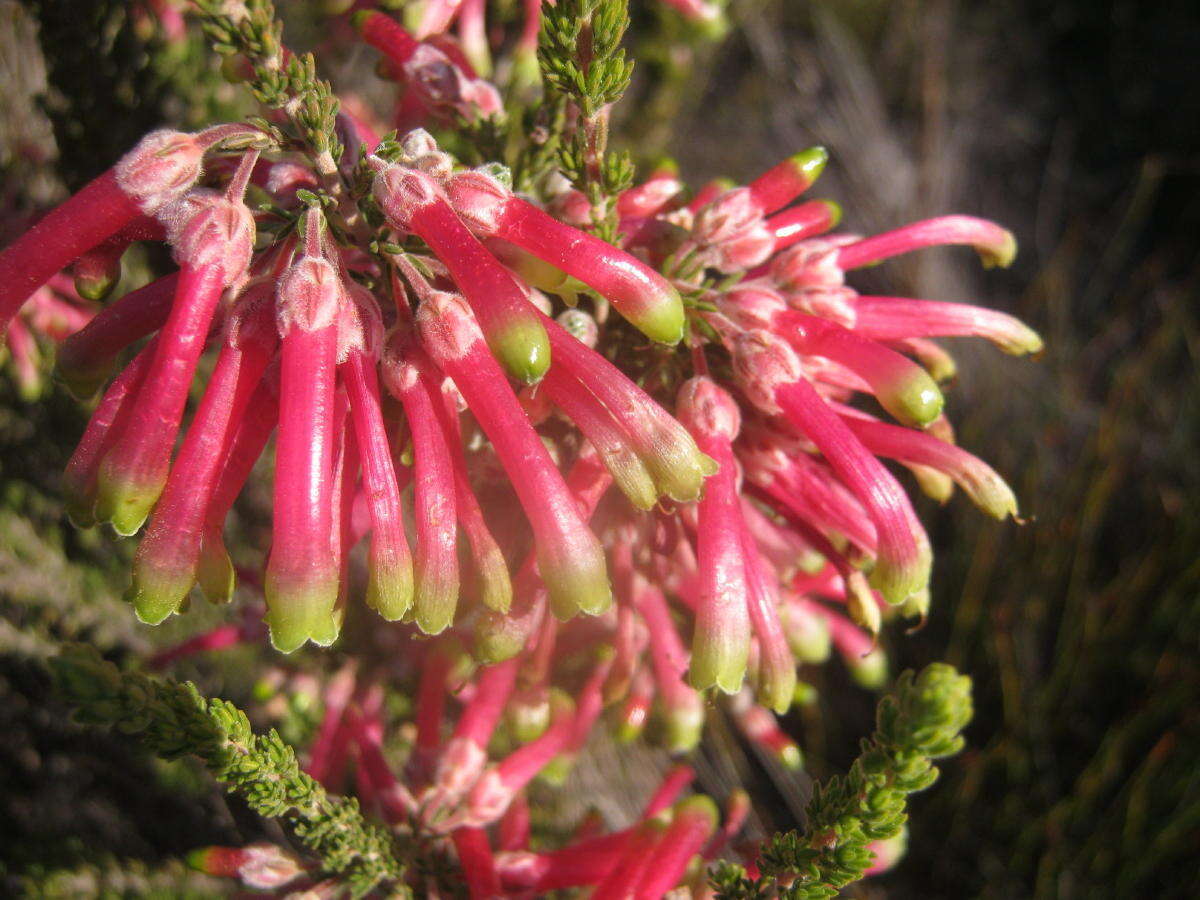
[{"x1": 1, "y1": 0, "x2": 1198, "y2": 896}]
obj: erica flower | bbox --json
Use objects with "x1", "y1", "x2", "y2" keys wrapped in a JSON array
[{"x1": 8, "y1": 2, "x2": 1031, "y2": 896}]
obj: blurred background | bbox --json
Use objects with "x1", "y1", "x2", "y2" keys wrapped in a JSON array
[{"x1": 1, "y1": 0, "x2": 1197, "y2": 896}]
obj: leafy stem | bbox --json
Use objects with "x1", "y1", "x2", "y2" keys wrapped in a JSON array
[
  {"x1": 51, "y1": 644, "x2": 411, "y2": 899},
  {"x1": 711, "y1": 663, "x2": 973, "y2": 899}
]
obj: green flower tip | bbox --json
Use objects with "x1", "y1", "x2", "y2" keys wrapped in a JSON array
[
  {"x1": 265, "y1": 577, "x2": 341, "y2": 652},
  {"x1": 95, "y1": 475, "x2": 163, "y2": 537},
  {"x1": 632, "y1": 288, "x2": 687, "y2": 346},
  {"x1": 886, "y1": 370, "x2": 944, "y2": 428},
  {"x1": 414, "y1": 572, "x2": 459, "y2": 635},
  {"x1": 127, "y1": 570, "x2": 192, "y2": 626},
  {"x1": 544, "y1": 552, "x2": 612, "y2": 621},
  {"x1": 820, "y1": 199, "x2": 843, "y2": 228},
  {"x1": 490, "y1": 318, "x2": 551, "y2": 385},
  {"x1": 779, "y1": 743, "x2": 804, "y2": 771},
  {"x1": 366, "y1": 561, "x2": 415, "y2": 621},
  {"x1": 979, "y1": 228, "x2": 1018, "y2": 269},
  {"x1": 791, "y1": 146, "x2": 829, "y2": 188}
]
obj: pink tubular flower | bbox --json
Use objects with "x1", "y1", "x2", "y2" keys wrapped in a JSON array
[
  {"x1": 56, "y1": 272, "x2": 177, "y2": 398},
  {"x1": 676, "y1": 377, "x2": 751, "y2": 693},
  {"x1": 458, "y1": 690, "x2": 576, "y2": 827},
  {"x1": 14, "y1": 100, "x2": 1038, "y2": 892},
  {"x1": 355, "y1": 10, "x2": 500, "y2": 123},
  {"x1": 732, "y1": 329, "x2": 931, "y2": 605},
  {"x1": 416, "y1": 289, "x2": 611, "y2": 619},
  {"x1": 264, "y1": 211, "x2": 344, "y2": 651},
  {"x1": 127, "y1": 292, "x2": 276, "y2": 624},
  {"x1": 61, "y1": 339, "x2": 157, "y2": 527},
  {"x1": 633, "y1": 795, "x2": 719, "y2": 898},
  {"x1": 340, "y1": 305, "x2": 415, "y2": 621},
  {"x1": 381, "y1": 327, "x2": 460, "y2": 634},
  {"x1": 445, "y1": 166, "x2": 686, "y2": 344},
  {"x1": 188, "y1": 843, "x2": 306, "y2": 891},
  {"x1": 373, "y1": 162, "x2": 550, "y2": 382},
  {"x1": 95, "y1": 152, "x2": 258, "y2": 536},
  {"x1": 836, "y1": 214, "x2": 1017, "y2": 271}
]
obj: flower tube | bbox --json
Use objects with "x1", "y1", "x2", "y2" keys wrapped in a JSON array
[
  {"x1": 61, "y1": 339, "x2": 156, "y2": 526},
  {"x1": 128, "y1": 294, "x2": 276, "y2": 624},
  {"x1": 373, "y1": 162, "x2": 550, "y2": 382},
  {"x1": 676, "y1": 377, "x2": 751, "y2": 693},
  {"x1": 775, "y1": 309, "x2": 945, "y2": 427},
  {"x1": 380, "y1": 329, "x2": 460, "y2": 634},
  {"x1": 746, "y1": 146, "x2": 828, "y2": 215},
  {"x1": 95, "y1": 155, "x2": 257, "y2": 535},
  {"x1": 417, "y1": 290, "x2": 611, "y2": 619},
  {"x1": 341, "y1": 294, "x2": 415, "y2": 621},
  {"x1": 840, "y1": 413, "x2": 1018, "y2": 520},
  {"x1": 445, "y1": 168, "x2": 686, "y2": 345},
  {"x1": 836, "y1": 215, "x2": 1017, "y2": 271},
  {"x1": 768, "y1": 199, "x2": 842, "y2": 252},
  {"x1": 632, "y1": 796, "x2": 719, "y2": 899},
  {"x1": 459, "y1": 690, "x2": 576, "y2": 826},
  {"x1": 851, "y1": 295, "x2": 1043, "y2": 355},
  {"x1": 264, "y1": 214, "x2": 343, "y2": 651},
  {"x1": 56, "y1": 272, "x2": 179, "y2": 398},
  {"x1": 0, "y1": 130, "x2": 204, "y2": 337},
  {"x1": 196, "y1": 374, "x2": 278, "y2": 603},
  {"x1": 733, "y1": 330, "x2": 930, "y2": 604}
]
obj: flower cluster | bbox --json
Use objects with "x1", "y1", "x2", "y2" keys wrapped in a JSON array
[
  {"x1": 1, "y1": 2, "x2": 1036, "y2": 895},
  {"x1": 2, "y1": 270, "x2": 95, "y2": 400}
]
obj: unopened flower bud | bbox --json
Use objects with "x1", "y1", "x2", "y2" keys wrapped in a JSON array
[
  {"x1": 372, "y1": 163, "x2": 442, "y2": 231},
  {"x1": 717, "y1": 285, "x2": 787, "y2": 332},
  {"x1": 188, "y1": 843, "x2": 305, "y2": 889},
  {"x1": 731, "y1": 329, "x2": 804, "y2": 414},
  {"x1": 444, "y1": 167, "x2": 511, "y2": 234},
  {"x1": 164, "y1": 190, "x2": 255, "y2": 284},
  {"x1": 676, "y1": 376, "x2": 741, "y2": 442},
  {"x1": 770, "y1": 237, "x2": 856, "y2": 290},
  {"x1": 115, "y1": 129, "x2": 205, "y2": 215},
  {"x1": 555, "y1": 308, "x2": 598, "y2": 348},
  {"x1": 276, "y1": 256, "x2": 344, "y2": 335}
]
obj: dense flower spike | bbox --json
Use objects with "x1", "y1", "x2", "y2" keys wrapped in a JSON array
[{"x1": 5, "y1": 3, "x2": 1038, "y2": 892}]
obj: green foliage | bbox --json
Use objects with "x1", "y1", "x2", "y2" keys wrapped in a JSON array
[
  {"x1": 51, "y1": 645, "x2": 410, "y2": 898},
  {"x1": 539, "y1": 0, "x2": 635, "y2": 117},
  {"x1": 194, "y1": 0, "x2": 342, "y2": 170},
  {"x1": 712, "y1": 664, "x2": 973, "y2": 899},
  {"x1": 537, "y1": 0, "x2": 636, "y2": 237}
]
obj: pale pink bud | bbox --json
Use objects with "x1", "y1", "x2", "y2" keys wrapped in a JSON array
[
  {"x1": 444, "y1": 167, "x2": 511, "y2": 234},
  {"x1": 717, "y1": 284, "x2": 787, "y2": 332},
  {"x1": 237, "y1": 843, "x2": 306, "y2": 890},
  {"x1": 676, "y1": 376, "x2": 741, "y2": 442},
  {"x1": 693, "y1": 187, "x2": 761, "y2": 245},
  {"x1": 337, "y1": 281, "x2": 384, "y2": 362},
  {"x1": 114, "y1": 129, "x2": 205, "y2": 215},
  {"x1": 163, "y1": 189, "x2": 255, "y2": 284},
  {"x1": 276, "y1": 256, "x2": 344, "y2": 335},
  {"x1": 371, "y1": 163, "x2": 442, "y2": 231},
  {"x1": 730, "y1": 329, "x2": 805, "y2": 414},
  {"x1": 415, "y1": 289, "x2": 483, "y2": 361},
  {"x1": 265, "y1": 161, "x2": 319, "y2": 201},
  {"x1": 786, "y1": 286, "x2": 858, "y2": 328},
  {"x1": 555, "y1": 308, "x2": 598, "y2": 348},
  {"x1": 770, "y1": 236, "x2": 858, "y2": 290},
  {"x1": 399, "y1": 128, "x2": 441, "y2": 160}
]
